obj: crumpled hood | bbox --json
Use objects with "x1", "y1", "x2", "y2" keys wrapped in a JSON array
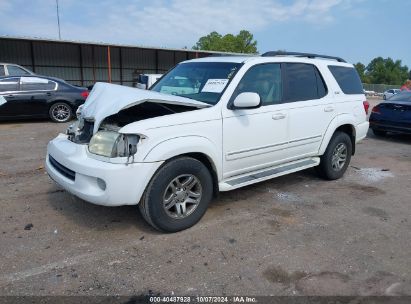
[{"x1": 82, "y1": 82, "x2": 210, "y2": 132}]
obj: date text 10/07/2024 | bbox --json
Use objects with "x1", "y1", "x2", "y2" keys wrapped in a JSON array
[{"x1": 149, "y1": 296, "x2": 258, "y2": 303}]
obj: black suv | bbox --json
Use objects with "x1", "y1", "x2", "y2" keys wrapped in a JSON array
[{"x1": 0, "y1": 75, "x2": 89, "y2": 123}]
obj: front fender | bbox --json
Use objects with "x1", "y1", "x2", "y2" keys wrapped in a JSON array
[
  {"x1": 142, "y1": 136, "x2": 222, "y2": 180},
  {"x1": 318, "y1": 114, "x2": 356, "y2": 155}
]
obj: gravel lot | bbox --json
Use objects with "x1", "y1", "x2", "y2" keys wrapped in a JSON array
[{"x1": 0, "y1": 97, "x2": 410, "y2": 296}]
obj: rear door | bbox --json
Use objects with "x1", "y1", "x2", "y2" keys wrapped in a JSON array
[
  {"x1": 285, "y1": 63, "x2": 335, "y2": 159},
  {"x1": 18, "y1": 77, "x2": 57, "y2": 116}
]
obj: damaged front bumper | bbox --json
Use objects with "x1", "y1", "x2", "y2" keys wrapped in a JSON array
[{"x1": 46, "y1": 134, "x2": 163, "y2": 206}]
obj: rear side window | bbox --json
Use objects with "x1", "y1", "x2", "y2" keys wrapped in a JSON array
[
  {"x1": 283, "y1": 63, "x2": 327, "y2": 102},
  {"x1": 20, "y1": 77, "x2": 56, "y2": 91},
  {"x1": 7, "y1": 65, "x2": 31, "y2": 76},
  {"x1": 0, "y1": 65, "x2": 5, "y2": 76},
  {"x1": 328, "y1": 65, "x2": 363, "y2": 94}
]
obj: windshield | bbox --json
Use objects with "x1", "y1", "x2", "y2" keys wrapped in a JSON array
[
  {"x1": 151, "y1": 62, "x2": 242, "y2": 105},
  {"x1": 388, "y1": 92, "x2": 411, "y2": 102}
]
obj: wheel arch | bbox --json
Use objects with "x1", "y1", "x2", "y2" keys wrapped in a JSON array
[
  {"x1": 142, "y1": 136, "x2": 222, "y2": 197},
  {"x1": 319, "y1": 115, "x2": 357, "y2": 156}
]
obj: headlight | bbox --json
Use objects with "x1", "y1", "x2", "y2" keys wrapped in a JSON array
[{"x1": 88, "y1": 131, "x2": 139, "y2": 158}]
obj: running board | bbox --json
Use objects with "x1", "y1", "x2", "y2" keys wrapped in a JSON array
[{"x1": 219, "y1": 157, "x2": 320, "y2": 191}]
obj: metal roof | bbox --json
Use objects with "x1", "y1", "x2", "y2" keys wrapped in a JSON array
[{"x1": 0, "y1": 35, "x2": 244, "y2": 55}]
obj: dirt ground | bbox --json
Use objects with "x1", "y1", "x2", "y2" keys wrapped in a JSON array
[{"x1": 0, "y1": 97, "x2": 410, "y2": 296}]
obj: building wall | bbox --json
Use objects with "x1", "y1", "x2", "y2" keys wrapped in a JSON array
[{"x1": 0, "y1": 38, "x2": 212, "y2": 87}]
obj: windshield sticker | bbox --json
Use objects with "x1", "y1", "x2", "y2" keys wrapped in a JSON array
[{"x1": 201, "y1": 79, "x2": 229, "y2": 93}]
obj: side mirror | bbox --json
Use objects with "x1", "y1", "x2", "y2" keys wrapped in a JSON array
[{"x1": 231, "y1": 92, "x2": 261, "y2": 109}]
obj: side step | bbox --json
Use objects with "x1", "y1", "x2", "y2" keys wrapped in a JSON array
[{"x1": 219, "y1": 157, "x2": 320, "y2": 191}]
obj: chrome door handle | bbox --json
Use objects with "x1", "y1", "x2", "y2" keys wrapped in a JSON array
[
  {"x1": 272, "y1": 113, "x2": 286, "y2": 120},
  {"x1": 324, "y1": 106, "x2": 335, "y2": 112}
]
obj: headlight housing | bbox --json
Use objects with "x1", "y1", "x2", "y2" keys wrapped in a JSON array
[{"x1": 88, "y1": 131, "x2": 139, "y2": 158}]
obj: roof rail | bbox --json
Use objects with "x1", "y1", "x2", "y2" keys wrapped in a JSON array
[{"x1": 261, "y1": 51, "x2": 346, "y2": 63}]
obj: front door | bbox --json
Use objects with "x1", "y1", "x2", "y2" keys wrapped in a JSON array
[{"x1": 222, "y1": 63, "x2": 289, "y2": 179}]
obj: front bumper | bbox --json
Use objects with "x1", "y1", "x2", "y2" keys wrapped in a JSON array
[{"x1": 46, "y1": 134, "x2": 163, "y2": 206}]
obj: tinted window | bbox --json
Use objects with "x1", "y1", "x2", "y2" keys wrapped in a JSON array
[
  {"x1": 0, "y1": 65, "x2": 5, "y2": 76},
  {"x1": 232, "y1": 63, "x2": 282, "y2": 106},
  {"x1": 7, "y1": 65, "x2": 31, "y2": 76},
  {"x1": 328, "y1": 65, "x2": 363, "y2": 94},
  {"x1": 284, "y1": 63, "x2": 327, "y2": 102},
  {"x1": 20, "y1": 77, "x2": 56, "y2": 91},
  {"x1": 0, "y1": 78, "x2": 19, "y2": 92}
]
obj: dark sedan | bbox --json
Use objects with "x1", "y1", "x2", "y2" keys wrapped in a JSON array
[
  {"x1": 369, "y1": 91, "x2": 411, "y2": 136},
  {"x1": 0, "y1": 75, "x2": 89, "y2": 123}
]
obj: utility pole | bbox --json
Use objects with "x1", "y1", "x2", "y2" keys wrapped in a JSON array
[{"x1": 56, "y1": 0, "x2": 61, "y2": 39}]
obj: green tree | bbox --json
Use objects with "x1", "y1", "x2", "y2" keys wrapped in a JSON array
[
  {"x1": 193, "y1": 30, "x2": 257, "y2": 53},
  {"x1": 354, "y1": 62, "x2": 369, "y2": 83},
  {"x1": 366, "y1": 57, "x2": 409, "y2": 85}
]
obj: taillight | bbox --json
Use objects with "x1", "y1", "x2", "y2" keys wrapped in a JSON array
[
  {"x1": 371, "y1": 105, "x2": 381, "y2": 114},
  {"x1": 80, "y1": 91, "x2": 89, "y2": 99},
  {"x1": 363, "y1": 100, "x2": 370, "y2": 114}
]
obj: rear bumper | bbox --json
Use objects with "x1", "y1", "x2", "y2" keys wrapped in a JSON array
[
  {"x1": 46, "y1": 134, "x2": 163, "y2": 206},
  {"x1": 355, "y1": 121, "x2": 369, "y2": 142}
]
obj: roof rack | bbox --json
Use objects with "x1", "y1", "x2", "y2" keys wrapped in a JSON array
[{"x1": 261, "y1": 51, "x2": 346, "y2": 63}]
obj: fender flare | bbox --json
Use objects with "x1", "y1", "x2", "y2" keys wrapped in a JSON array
[
  {"x1": 142, "y1": 135, "x2": 222, "y2": 180},
  {"x1": 318, "y1": 114, "x2": 357, "y2": 155}
]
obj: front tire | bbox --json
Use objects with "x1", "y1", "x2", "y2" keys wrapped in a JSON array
[
  {"x1": 139, "y1": 157, "x2": 213, "y2": 232},
  {"x1": 316, "y1": 131, "x2": 352, "y2": 180},
  {"x1": 49, "y1": 102, "x2": 72, "y2": 123}
]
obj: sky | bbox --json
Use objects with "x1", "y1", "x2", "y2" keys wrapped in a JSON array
[{"x1": 0, "y1": 0, "x2": 409, "y2": 67}]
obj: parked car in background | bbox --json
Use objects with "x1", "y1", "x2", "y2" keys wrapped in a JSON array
[
  {"x1": 46, "y1": 52, "x2": 369, "y2": 232},
  {"x1": 370, "y1": 91, "x2": 411, "y2": 136},
  {"x1": 0, "y1": 63, "x2": 35, "y2": 77},
  {"x1": 383, "y1": 89, "x2": 401, "y2": 100},
  {"x1": 135, "y1": 73, "x2": 163, "y2": 89},
  {"x1": 0, "y1": 75, "x2": 89, "y2": 123}
]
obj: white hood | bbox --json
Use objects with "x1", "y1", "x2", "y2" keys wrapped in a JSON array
[{"x1": 82, "y1": 82, "x2": 210, "y2": 132}]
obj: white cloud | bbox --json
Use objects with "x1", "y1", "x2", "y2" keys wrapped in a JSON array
[{"x1": 0, "y1": 0, "x2": 359, "y2": 48}]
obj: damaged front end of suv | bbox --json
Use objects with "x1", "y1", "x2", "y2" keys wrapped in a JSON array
[
  {"x1": 65, "y1": 82, "x2": 209, "y2": 162},
  {"x1": 45, "y1": 82, "x2": 211, "y2": 207}
]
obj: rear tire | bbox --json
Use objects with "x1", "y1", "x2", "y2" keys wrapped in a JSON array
[
  {"x1": 372, "y1": 129, "x2": 387, "y2": 137},
  {"x1": 316, "y1": 131, "x2": 352, "y2": 180},
  {"x1": 139, "y1": 157, "x2": 213, "y2": 232},
  {"x1": 49, "y1": 102, "x2": 72, "y2": 123}
]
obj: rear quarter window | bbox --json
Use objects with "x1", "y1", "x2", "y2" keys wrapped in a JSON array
[{"x1": 328, "y1": 65, "x2": 363, "y2": 95}]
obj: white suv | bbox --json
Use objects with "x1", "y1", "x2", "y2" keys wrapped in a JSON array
[{"x1": 46, "y1": 52, "x2": 369, "y2": 232}]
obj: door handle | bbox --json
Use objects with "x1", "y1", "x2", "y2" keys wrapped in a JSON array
[
  {"x1": 272, "y1": 113, "x2": 286, "y2": 120},
  {"x1": 324, "y1": 106, "x2": 335, "y2": 112},
  {"x1": 46, "y1": 92, "x2": 52, "y2": 96},
  {"x1": 7, "y1": 94, "x2": 15, "y2": 98}
]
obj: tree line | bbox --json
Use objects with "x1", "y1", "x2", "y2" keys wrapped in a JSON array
[
  {"x1": 193, "y1": 30, "x2": 410, "y2": 85},
  {"x1": 354, "y1": 58, "x2": 410, "y2": 85}
]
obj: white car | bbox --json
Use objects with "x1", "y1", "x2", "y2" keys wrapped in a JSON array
[
  {"x1": 46, "y1": 52, "x2": 369, "y2": 232},
  {"x1": 383, "y1": 89, "x2": 401, "y2": 100}
]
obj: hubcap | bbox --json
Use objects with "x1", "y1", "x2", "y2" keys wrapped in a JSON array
[
  {"x1": 163, "y1": 174, "x2": 202, "y2": 219},
  {"x1": 52, "y1": 104, "x2": 70, "y2": 122},
  {"x1": 331, "y1": 143, "x2": 347, "y2": 171}
]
